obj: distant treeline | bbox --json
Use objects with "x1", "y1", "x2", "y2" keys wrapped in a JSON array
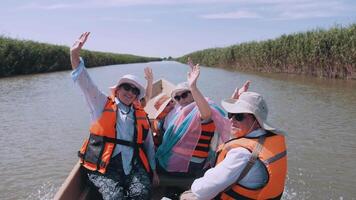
[
  {"x1": 0, "y1": 36, "x2": 161, "y2": 77},
  {"x1": 177, "y1": 24, "x2": 356, "y2": 80}
]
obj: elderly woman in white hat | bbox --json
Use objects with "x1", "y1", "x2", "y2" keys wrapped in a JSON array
[
  {"x1": 155, "y1": 61, "x2": 232, "y2": 178},
  {"x1": 70, "y1": 32, "x2": 158, "y2": 200},
  {"x1": 181, "y1": 91, "x2": 287, "y2": 200}
]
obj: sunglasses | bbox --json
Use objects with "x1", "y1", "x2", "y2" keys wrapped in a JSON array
[
  {"x1": 120, "y1": 83, "x2": 140, "y2": 96},
  {"x1": 174, "y1": 91, "x2": 191, "y2": 101},
  {"x1": 227, "y1": 113, "x2": 245, "y2": 121}
]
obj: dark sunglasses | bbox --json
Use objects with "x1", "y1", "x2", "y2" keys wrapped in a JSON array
[
  {"x1": 120, "y1": 83, "x2": 140, "y2": 96},
  {"x1": 227, "y1": 113, "x2": 245, "y2": 121},
  {"x1": 174, "y1": 91, "x2": 191, "y2": 101}
]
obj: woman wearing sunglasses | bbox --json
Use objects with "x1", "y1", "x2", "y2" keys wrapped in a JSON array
[
  {"x1": 155, "y1": 61, "x2": 235, "y2": 180},
  {"x1": 70, "y1": 32, "x2": 159, "y2": 200},
  {"x1": 181, "y1": 92, "x2": 287, "y2": 200}
]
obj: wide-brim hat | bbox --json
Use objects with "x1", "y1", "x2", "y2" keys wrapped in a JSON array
[
  {"x1": 109, "y1": 74, "x2": 145, "y2": 100},
  {"x1": 171, "y1": 82, "x2": 190, "y2": 98},
  {"x1": 145, "y1": 79, "x2": 176, "y2": 119},
  {"x1": 221, "y1": 92, "x2": 278, "y2": 133},
  {"x1": 150, "y1": 93, "x2": 172, "y2": 119}
]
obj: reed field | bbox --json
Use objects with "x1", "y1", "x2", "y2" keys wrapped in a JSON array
[
  {"x1": 0, "y1": 37, "x2": 161, "y2": 77},
  {"x1": 178, "y1": 24, "x2": 356, "y2": 79}
]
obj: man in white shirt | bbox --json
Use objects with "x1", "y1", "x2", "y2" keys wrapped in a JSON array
[{"x1": 181, "y1": 92, "x2": 287, "y2": 200}]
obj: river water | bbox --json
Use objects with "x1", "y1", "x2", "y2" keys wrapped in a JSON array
[{"x1": 0, "y1": 61, "x2": 355, "y2": 200}]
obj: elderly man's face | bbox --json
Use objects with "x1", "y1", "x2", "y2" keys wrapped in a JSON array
[
  {"x1": 229, "y1": 113, "x2": 258, "y2": 137},
  {"x1": 116, "y1": 83, "x2": 139, "y2": 106},
  {"x1": 174, "y1": 90, "x2": 194, "y2": 107}
]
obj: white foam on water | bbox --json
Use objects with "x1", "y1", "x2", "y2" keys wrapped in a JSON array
[{"x1": 26, "y1": 181, "x2": 58, "y2": 200}]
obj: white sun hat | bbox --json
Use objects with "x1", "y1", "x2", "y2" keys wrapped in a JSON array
[
  {"x1": 171, "y1": 82, "x2": 190, "y2": 98},
  {"x1": 109, "y1": 74, "x2": 145, "y2": 100},
  {"x1": 221, "y1": 92, "x2": 280, "y2": 133}
]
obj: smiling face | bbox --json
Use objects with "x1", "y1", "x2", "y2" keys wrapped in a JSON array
[
  {"x1": 174, "y1": 90, "x2": 194, "y2": 107},
  {"x1": 115, "y1": 83, "x2": 139, "y2": 106}
]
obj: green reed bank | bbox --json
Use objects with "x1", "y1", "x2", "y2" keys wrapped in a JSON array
[
  {"x1": 177, "y1": 24, "x2": 356, "y2": 80},
  {"x1": 0, "y1": 37, "x2": 161, "y2": 77}
]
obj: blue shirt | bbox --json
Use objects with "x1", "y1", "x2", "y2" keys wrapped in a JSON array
[{"x1": 71, "y1": 58, "x2": 156, "y2": 175}]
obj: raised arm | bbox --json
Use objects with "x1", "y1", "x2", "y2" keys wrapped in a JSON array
[
  {"x1": 231, "y1": 80, "x2": 251, "y2": 99},
  {"x1": 70, "y1": 32, "x2": 107, "y2": 122},
  {"x1": 70, "y1": 32, "x2": 90, "y2": 69},
  {"x1": 188, "y1": 64, "x2": 212, "y2": 120},
  {"x1": 144, "y1": 67, "x2": 153, "y2": 103}
]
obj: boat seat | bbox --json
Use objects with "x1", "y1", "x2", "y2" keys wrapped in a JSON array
[{"x1": 157, "y1": 173, "x2": 195, "y2": 190}]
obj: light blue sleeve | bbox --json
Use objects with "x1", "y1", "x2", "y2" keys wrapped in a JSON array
[
  {"x1": 144, "y1": 130, "x2": 156, "y2": 170},
  {"x1": 71, "y1": 57, "x2": 107, "y2": 122},
  {"x1": 71, "y1": 57, "x2": 85, "y2": 82},
  {"x1": 191, "y1": 148, "x2": 252, "y2": 199}
]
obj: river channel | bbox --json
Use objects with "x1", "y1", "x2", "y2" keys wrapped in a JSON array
[{"x1": 0, "y1": 61, "x2": 355, "y2": 199}]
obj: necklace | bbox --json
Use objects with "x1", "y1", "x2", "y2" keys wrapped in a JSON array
[
  {"x1": 120, "y1": 108, "x2": 131, "y2": 115},
  {"x1": 117, "y1": 100, "x2": 131, "y2": 120}
]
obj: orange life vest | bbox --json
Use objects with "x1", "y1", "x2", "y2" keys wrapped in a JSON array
[
  {"x1": 215, "y1": 132, "x2": 287, "y2": 200},
  {"x1": 192, "y1": 120, "x2": 216, "y2": 158},
  {"x1": 152, "y1": 110, "x2": 170, "y2": 146},
  {"x1": 170, "y1": 120, "x2": 216, "y2": 162},
  {"x1": 78, "y1": 96, "x2": 152, "y2": 175}
]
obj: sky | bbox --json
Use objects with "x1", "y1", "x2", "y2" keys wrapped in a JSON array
[{"x1": 0, "y1": 0, "x2": 355, "y2": 58}]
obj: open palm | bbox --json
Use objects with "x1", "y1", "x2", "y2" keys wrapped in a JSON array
[
  {"x1": 231, "y1": 80, "x2": 251, "y2": 99},
  {"x1": 144, "y1": 67, "x2": 153, "y2": 82},
  {"x1": 70, "y1": 32, "x2": 90, "y2": 68},
  {"x1": 187, "y1": 64, "x2": 200, "y2": 87},
  {"x1": 71, "y1": 32, "x2": 90, "y2": 55}
]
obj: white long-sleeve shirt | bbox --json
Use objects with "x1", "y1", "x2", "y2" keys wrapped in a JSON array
[
  {"x1": 71, "y1": 58, "x2": 156, "y2": 175},
  {"x1": 191, "y1": 129, "x2": 268, "y2": 200}
]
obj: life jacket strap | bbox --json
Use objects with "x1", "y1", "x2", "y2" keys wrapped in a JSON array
[
  {"x1": 103, "y1": 137, "x2": 143, "y2": 148},
  {"x1": 237, "y1": 136, "x2": 266, "y2": 182},
  {"x1": 223, "y1": 136, "x2": 266, "y2": 193},
  {"x1": 77, "y1": 151, "x2": 108, "y2": 169}
]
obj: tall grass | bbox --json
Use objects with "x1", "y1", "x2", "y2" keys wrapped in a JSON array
[
  {"x1": 177, "y1": 24, "x2": 356, "y2": 79},
  {"x1": 0, "y1": 37, "x2": 161, "y2": 77}
]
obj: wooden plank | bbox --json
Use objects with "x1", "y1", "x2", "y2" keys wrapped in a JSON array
[{"x1": 54, "y1": 162, "x2": 86, "y2": 200}]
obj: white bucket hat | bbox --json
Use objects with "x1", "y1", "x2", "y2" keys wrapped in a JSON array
[
  {"x1": 109, "y1": 74, "x2": 145, "y2": 100},
  {"x1": 221, "y1": 92, "x2": 278, "y2": 132},
  {"x1": 171, "y1": 82, "x2": 190, "y2": 98}
]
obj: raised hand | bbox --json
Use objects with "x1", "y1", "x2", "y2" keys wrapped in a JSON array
[
  {"x1": 144, "y1": 67, "x2": 153, "y2": 83},
  {"x1": 188, "y1": 64, "x2": 211, "y2": 120},
  {"x1": 231, "y1": 80, "x2": 251, "y2": 99},
  {"x1": 70, "y1": 32, "x2": 90, "y2": 69},
  {"x1": 143, "y1": 67, "x2": 153, "y2": 104},
  {"x1": 187, "y1": 64, "x2": 200, "y2": 88}
]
